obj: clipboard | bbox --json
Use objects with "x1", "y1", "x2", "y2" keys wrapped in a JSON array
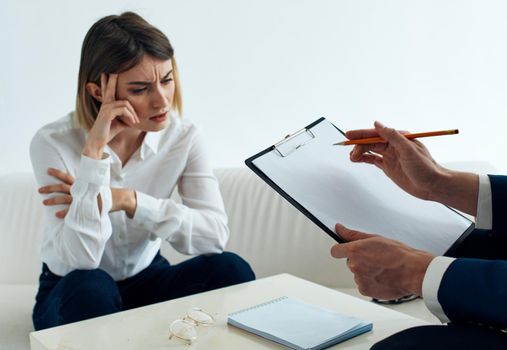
[{"x1": 245, "y1": 117, "x2": 474, "y2": 256}]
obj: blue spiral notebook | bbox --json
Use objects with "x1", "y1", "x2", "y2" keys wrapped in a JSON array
[{"x1": 227, "y1": 296, "x2": 372, "y2": 350}]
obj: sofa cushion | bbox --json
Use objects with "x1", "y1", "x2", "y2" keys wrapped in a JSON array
[
  {"x1": 0, "y1": 284, "x2": 37, "y2": 350},
  {"x1": 0, "y1": 173, "x2": 44, "y2": 284}
]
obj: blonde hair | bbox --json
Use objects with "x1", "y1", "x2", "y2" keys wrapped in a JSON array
[{"x1": 75, "y1": 12, "x2": 182, "y2": 131}]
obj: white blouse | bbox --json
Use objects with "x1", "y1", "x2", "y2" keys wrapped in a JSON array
[{"x1": 30, "y1": 112, "x2": 229, "y2": 281}]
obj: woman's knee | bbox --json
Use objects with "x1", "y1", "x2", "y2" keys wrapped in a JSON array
[
  {"x1": 206, "y1": 252, "x2": 256, "y2": 283},
  {"x1": 33, "y1": 269, "x2": 121, "y2": 330},
  {"x1": 59, "y1": 268, "x2": 120, "y2": 304}
]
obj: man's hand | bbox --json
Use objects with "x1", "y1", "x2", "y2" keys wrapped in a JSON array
[
  {"x1": 331, "y1": 223, "x2": 435, "y2": 300},
  {"x1": 347, "y1": 121, "x2": 446, "y2": 201},
  {"x1": 346, "y1": 121, "x2": 479, "y2": 216}
]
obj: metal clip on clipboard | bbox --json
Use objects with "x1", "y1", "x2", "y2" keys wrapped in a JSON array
[{"x1": 273, "y1": 126, "x2": 316, "y2": 157}]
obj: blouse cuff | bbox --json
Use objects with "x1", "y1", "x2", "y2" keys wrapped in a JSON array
[
  {"x1": 422, "y1": 256, "x2": 455, "y2": 323},
  {"x1": 132, "y1": 191, "x2": 188, "y2": 240},
  {"x1": 78, "y1": 153, "x2": 111, "y2": 186}
]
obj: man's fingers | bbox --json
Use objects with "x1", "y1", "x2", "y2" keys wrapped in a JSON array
[
  {"x1": 349, "y1": 145, "x2": 370, "y2": 161},
  {"x1": 345, "y1": 128, "x2": 379, "y2": 140},
  {"x1": 355, "y1": 276, "x2": 378, "y2": 297},
  {"x1": 370, "y1": 142, "x2": 389, "y2": 154},
  {"x1": 345, "y1": 124, "x2": 411, "y2": 141},
  {"x1": 350, "y1": 153, "x2": 382, "y2": 165},
  {"x1": 374, "y1": 121, "x2": 412, "y2": 149},
  {"x1": 330, "y1": 244, "x2": 348, "y2": 259},
  {"x1": 331, "y1": 222, "x2": 377, "y2": 259},
  {"x1": 335, "y1": 223, "x2": 375, "y2": 241},
  {"x1": 350, "y1": 143, "x2": 388, "y2": 162}
]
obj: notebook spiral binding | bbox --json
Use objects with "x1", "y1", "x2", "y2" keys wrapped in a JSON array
[{"x1": 229, "y1": 296, "x2": 288, "y2": 316}]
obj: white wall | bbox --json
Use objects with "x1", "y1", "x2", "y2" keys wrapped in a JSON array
[{"x1": 1, "y1": 0, "x2": 507, "y2": 175}]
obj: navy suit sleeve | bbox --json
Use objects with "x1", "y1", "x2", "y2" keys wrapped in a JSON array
[
  {"x1": 489, "y1": 175, "x2": 507, "y2": 233},
  {"x1": 438, "y1": 259, "x2": 507, "y2": 329},
  {"x1": 437, "y1": 175, "x2": 507, "y2": 329},
  {"x1": 450, "y1": 229, "x2": 507, "y2": 260}
]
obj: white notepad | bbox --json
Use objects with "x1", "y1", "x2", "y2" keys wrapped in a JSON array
[{"x1": 227, "y1": 296, "x2": 372, "y2": 350}]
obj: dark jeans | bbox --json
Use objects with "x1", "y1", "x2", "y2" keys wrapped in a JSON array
[
  {"x1": 371, "y1": 324, "x2": 507, "y2": 350},
  {"x1": 33, "y1": 251, "x2": 255, "y2": 330}
]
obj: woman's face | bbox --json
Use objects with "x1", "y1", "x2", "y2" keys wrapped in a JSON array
[{"x1": 115, "y1": 55, "x2": 175, "y2": 132}]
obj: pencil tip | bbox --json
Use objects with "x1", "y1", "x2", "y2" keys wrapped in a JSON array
[{"x1": 333, "y1": 141, "x2": 346, "y2": 146}]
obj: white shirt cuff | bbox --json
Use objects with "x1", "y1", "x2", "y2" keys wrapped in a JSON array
[
  {"x1": 132, "y1": 191, "x2": 160, "y2": 231},
  {"x1": 475, "y1": 174, "x2": 492, "y2": 230},
  {"x1": 422, "y1": 256, "x2": 456, "y2": 323},
  {"x1": 132, "y1": 191, "x2": 193, "y2": 242},
  {"x1": 78, "y1": 153, "x2": 110, "y2": 186}
]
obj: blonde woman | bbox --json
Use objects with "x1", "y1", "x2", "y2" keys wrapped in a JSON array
[{"x1": 30, "y1": 12, "x2": 254, "y2": 330}]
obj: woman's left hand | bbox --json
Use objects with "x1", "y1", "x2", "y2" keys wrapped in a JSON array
[
  {"x1": 39, "y1": 168, "x2": 137, "y2": 219},
  {"x1": 38, "y1": 168, "x2": 74, "y2": 218}
]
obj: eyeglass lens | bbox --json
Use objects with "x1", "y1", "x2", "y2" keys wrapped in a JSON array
[
  {"x1": 170, "y1": 319, "x2": 197, "y2": 343},
  {"x1": 187, "y1": 308, "x2": 214, "y2": 325},
  {"x1": 169, "y1": 308, "x2": 214, "y2": 343}
]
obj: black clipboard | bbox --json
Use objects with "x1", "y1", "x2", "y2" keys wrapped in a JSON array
[{"x1": 245, "y1": 117, "x2": 474, "y2": 256}]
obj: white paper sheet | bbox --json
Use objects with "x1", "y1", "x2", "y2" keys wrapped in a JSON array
[{"x1": 251, "y1": 119, "x2": 472, "y2": 255}]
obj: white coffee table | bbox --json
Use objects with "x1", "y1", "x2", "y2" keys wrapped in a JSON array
[{"x1": 30, "y1": 274, "x2": 429, "y2": 349}]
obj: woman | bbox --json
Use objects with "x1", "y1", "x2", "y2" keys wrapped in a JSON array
[{"x1": 30, "y1": 12, "x2": 255, "y2": 330}]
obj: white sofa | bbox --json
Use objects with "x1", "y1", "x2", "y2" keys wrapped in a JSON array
[{"x1": 0, "y1": 163, "x2": 496, "y2": 349}]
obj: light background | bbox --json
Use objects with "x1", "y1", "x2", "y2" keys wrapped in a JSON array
[{"x1": 1, "y1": 0, "x2": 506, "y2": 175}]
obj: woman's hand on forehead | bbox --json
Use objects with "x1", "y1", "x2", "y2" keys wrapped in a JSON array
[{"x1": 82, "y1": 73, "x2": 140, "y2": 159}]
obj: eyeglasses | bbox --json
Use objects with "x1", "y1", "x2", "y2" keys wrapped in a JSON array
[{"x1": 169, "y1": 307, "x2": 215, "y2": 344}]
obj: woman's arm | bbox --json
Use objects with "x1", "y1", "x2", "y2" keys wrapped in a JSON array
[
  {"x1": 32, "y1": 74, "x2": 140, "y2": 271},
  {"x1": 131, "y1": 127, "x2": 229, "y2": 255},
  {"x1": 30, "y1": 131, "x2": 113, "y2": 270},
  {"x1": 40, "y1": 168, "x2": 136, "y2": 219}
]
